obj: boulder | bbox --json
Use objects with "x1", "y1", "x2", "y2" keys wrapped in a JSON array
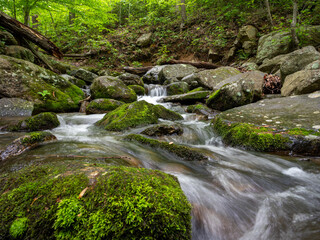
[
  {"x1": 158, "y1": 64, "x2": 197, "y2": 83},
  {"x1": 60, "y1": 74, "x2": 86, "y2": 88},
  {"x1": 258, "y1": 54, "x2": 290, "y2": 74},
  {"x1": 90, "y1": 76, "x2": 137, "y2": 103},
  {"x1": 181, "y1": 73, "x2": 201, "y2": 89},
  {"x1": 141, "y1": 124, "x2": 183, "y2": 136},
  {"x1": 197, "y1": 67, "x2": 240, "y2": 90},
  {"x1": 281, "y1": 70, "x2": 320, "y2": 96},
  {"x1": 305, "y1": 60, "x2": 320, "y2": 70},
  {"x1": 0, "y1": 132, "x2": 57, "y2": 161},
  {"x1": 212, "y1": 93, "x2": 320, "y2": 155},
  {"x1": 125, "y1": 134, "x2": 208, "y2": 161},
  {"x1": 0, "y1": 161, "x2": 191, "y2": 239},
  {"x1": 162, "y1": 91, "x2": 211, "y2": 104},
  {"x1": 0, "y1": 55, "x2": 84, "y2": 113},
  {"x1": 237, "y1": 25, "x2": 258, "y2": 43},
  {"x1": 241, "y1": 62, "x2": 258, "y2": 71},
  {"x1": 0, "y1": 98, "x2": 34, "y2": 117},
  {"x1": 142, "y1": 66, "x2": 165, "y2": 84},
  {"x1": 280, "y1": 46, "x2": 320, "y2": 81},
  {"x1": 96, "y1": 100, "x2": 183, "y2": 131},
  {"x1": 128, "y1": 85, "x2": 145, "y2": 95},
  {"x1": 119, "y1": 73, "x2": 144, "y2": 86},
  {"x1": 163, "y1": 77, "x2": 179, "y2": 85},
  {"x1": 70, "y1": 68, "x2": 98, "y2": 83},
  {"x1": 186, "y1": 104, "x2": 215, "y2": 118},
  {"x1": 166, "y1": 82, "x2": 189, "y2": 95},
  {"x1": 86, "y1": 98, "x2": 124, "y2": 114},
  {"x1": 0, "y1": 31, "x2": 18, "y2": 45},
  {"x1": 206, "y1": 71, "x2": 265, "y2": 111},
  {"x1": 5, "y1": 45, "x2": 35, "y2": 63},
  {"x1": 136, "y1": 33, "x2": 153, "y2": 47}
]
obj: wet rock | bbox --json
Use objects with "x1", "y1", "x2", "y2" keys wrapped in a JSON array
[
  {"x1": 70, "y1": 68, "x2": 98, "y2": 83},
  {"x1": 128, "y1": 85, "x2": 145, "y2": 95},
  {"x1": 142, "y1": 65, "x2": 166, "y2": 84},
  {"x1": 96, "y1": 100, "x2": 183, "y2": 131},
  {"x1": 90, "y1": 76, "x2": 137, "y2": 103},
  {"x1": 0, "y1": 132, "x2": 57, "y2": 161},
  {"x1": 162, "y1": 91, "x2": 211, "y2": 104},
  {"x1": 86, "y1": 98, "x2": 124, "y2": 114},
  {"x1": 119, "y1": 73, "x2": 144, "y2": 86},
  {"x1": 158, "y1": 64, "x2": 197, "y2": 83},
  {"x1": 61, "y1": 74, "x2": 86, "y2": 88},
  {"x1": 79, "y1": 101, "x2": 89, "y2": 113},
  {"x1": 5, "y1": 45, "x2": 35, "y2": 63},
  {"x1": 197, "y1": 67, "x2": 240, "y2": 90},
  {"x1": 136, "y1": 32, "x2": 152, "y2": 47},
  {"x1": 125, "y1": 134, "x2": 208, "y2": 161},
  {"x1": 186, "y1": 104, "x2": 215, "y2": 119},
  {"x1": 163, "y1": 77, "x2": 179, "y2": 85},
  {"x1": 0, "y1": 98, "x2": 34, "y2": 117},
  {"x1": 281, "y1": 70, "x2": 320, "y2": 96},
  {"x1": 141, "y1": 124, "x2": 183, "y2": 136},
  {"x1": 166, "y1": 82, "x2": 189, "y2": 95},
  {"x1": 0, "y1": 55, "x2": 84, "y2": 113},
  {"x1": 0, "y1": 31, "x2": 18, "y2": 45}
]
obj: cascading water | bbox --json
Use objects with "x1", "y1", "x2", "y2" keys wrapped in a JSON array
[{"x1": 1, "y1": 88, "x2": 319, "y2": 240}]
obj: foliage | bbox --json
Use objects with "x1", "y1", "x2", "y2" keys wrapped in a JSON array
[{"x1": 38, "y1": 90, "x2": 50, "y2": 101}]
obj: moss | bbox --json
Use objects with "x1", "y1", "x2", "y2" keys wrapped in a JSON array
[
  {"x1": 187, "y1": 87, "x2": 204, "y2": 93},
  {"x1": 186, "y1": 104, "x2": 211, "y2": 113},
  {"x1": 128, "y1": 85, "x2": 145, "y2": 95},
  {"x1": 206, "y1": 89, "x2": 221, "y2": 106},
  {"x1": 10, "y1": 217, "x2": 28, "y2": 238},
  {"x1": 0, "y1": 161, "x2": 191, "y2": 240},
  {"x1": 21, "y1": 131, "x2": 56, "y2": 145},
  {"x1": 286, "y1": 128, "x2": 320, "y2": 137},
  {"x1": 96, "y1": 100, "x2": 183, "y2": 131},
  {"x1": 86, "y1": 99, "x2": 124, "y2": 114},
  {"x1": 212, "y1": 117, "x2": 290, "y2": 152},
  {"x1": 125, "y1": 134, "x2": 207, "y2": 161}
]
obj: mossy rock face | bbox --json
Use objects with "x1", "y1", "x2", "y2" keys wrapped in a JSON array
[
  {"x1": 128, "y1": 85, "x2": 145, "y2": 95},
  {"x1": 187, "y1": 87, "x2": 205, "y2": 93},
  {"x1": 0, "y1": 131, "x2": 57, "y2": 161},
  {"x1": 141, "y1": 124, "x2": 183, "y2": 136},
  {"x1": 7, "y1": 112, "x2": 60, "y2": 132},
  {"x1": 96, "y1": 100, "x2": 183, "y2": 131},
  {"x1": 5, "y1": 45, "x2": 35, "y2": 63},
  {"x1": 86, "y1": 99, "x2": 124, "y2": 114},
  {"x1": 70, "y1": 68, "x2": 98, "y2": 83},
  {"x1": 0, "y1": 30, "x2": 18, "y2": 45},
  {"x1": 0, "y1": 161, "x2": 191, "y2": 240},
  {"x1": 186, "y1": 104, "x2": 214, "y2": 118},
  {"x1": 90, "y1": 76, "x2": 137, "y2": 103},
  {"x1": 166, "y1": 82, "x2": 189, "y2": 96},
  {"x1": 119, "y1": 73, "x2": 144, "y2": 86},
  {"x1": 60, "y1": 74, "x2": 86, "y2": 88},
  {"x1": 0, "y1": 55, "x2": 84, "y2": 114},
  {"x1": 163, "y1": 91, "x2": 211, "y2": 104},
  {"x1": 125, "y1": 134, "x2": 208, "y2": 161}
]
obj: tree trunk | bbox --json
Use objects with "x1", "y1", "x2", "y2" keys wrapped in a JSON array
[
  {"x1": 291, "y1": 0, "x2": 300, "y2": 49},
  {"x1": 13, "y1": 0, "x2": 17, "y2": 19},
  {"x1": 180, "y1": 0, "x2": 187, "y2": 30},
  {"x1": 264, "y1": 0, "x2": 273, "y2": 26}
]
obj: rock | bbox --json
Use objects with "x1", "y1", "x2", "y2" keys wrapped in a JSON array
[
  {"x1": 70, "y1": 68, "x2": 98, "y2": 83},
  {"x1": 79, "y1": 101, "x2": 89, "y2": 113},
  {"x1": 6, "y1": 112, "x2": 60, "y2": 132},
  {"x1": 96, "y1": 100, "x2": 183, "y2": 131},
  {"x1": 0, "y1": 162, "x2": 191, "y2": 239},
  {"x1": 242, "y1": 41, "x2": 256, "y2": 55},
  {"x1": 241, "y1": 62, "x2": 258, "y2": 71},
  {"x1": 142, "y1": 65, "x2": 166, "y2": 84},
  {"x1": 162, "y1": 91, "x2": 211, "y2": 104},
  {"x1": 163, "y1": 77, "x2": 179, "y2": 85},
  {"x1": 186, "y1": 104, "x2": 215, "y2": 118},
  {"x1": 166, "y1": 82, "x2": 189, "y2": 95},
  {"x1": 0, "y1": 98, "x2": 34, "y2": 117},
  {"x1": 141, "y1": 124, "x2": 183, "y2": 136},
  {"x1": 212, "y1": 93, "x2": 320, "y2": 155},
  {"x1": 0, "y1": 132, "x2": 57, "y2": 161},
  {"x1": 281, "y1": 70, "x2": 320, "y2": 96},
  {"x1": 128, "y1": 85, "x2": 145, "y2": 95},
  {"x1": 61, "y1": 74, "x2": 86, "y2": 88},
  {"x1": 0, "y1": 55, "x2": 84, "y2": 113},
  {"x1": 5, "y1": 45, "x2": 35, "y2": 63},
  {"x1": 258, "y1": 54, "x2": 290, "y2": 74},
  {"x1": 86, "y1": 99, "x2": 124, "y2": 114},
  {"x1": 136, "y1": 32, "x2": 153, "y2": 47},
  {"x1": 238, "y1": 25, "x2": 258, "y2": 43},
  {"x1": 46, "y1": 56, "x2": 72, "y2": 74},
  {"x1": 181, "y1": 73, "x2": 201, "y2": 89},
  {"x1": 197, "y1": 67, "x2": 240, "y2": 90},
  {"x1": 0, "y1": 31, "x2": 18, "y2": 45},
  {"x1": 119, "y1": 73, "x2": 144, "y2": 86},
  {"x1": 305, "y1": 60, "x2": 320, "y2": 70},
  {"x1": 158, "y1": 64, "x2": 197, "y2": 83},
  {"x1": 206, "y1": 71, "x2": 265, "y2": 111},
  {"x1": 280, "y1": 46, "x2": 320, "y2": 81},
  {"x1": 187, "y1": 87, "x2": 205, "y2": 93},
  {"x1": 90, "y1": 76, "x2": 137, "y2": 103},
  {"x1": 125, "y1": 134, "x2": 208, "y2": 161}
]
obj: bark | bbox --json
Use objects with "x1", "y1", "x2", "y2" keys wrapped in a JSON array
[
  {"x1": 0, "y1": 11, "x2": 62, "y2": 58},
  {"x1": 180, "y1": 0, "x2": 187, "y2": 24},
  {"x1": 264, "y1": 0, "x2": 273, "y2": 26},
  {"x1": 291, "y1": 0, "x2": 300, "y2": 49}
]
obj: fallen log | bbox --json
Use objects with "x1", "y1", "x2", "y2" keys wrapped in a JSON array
[
  {"x1": 0, "y1": 11, "x2": 62, "y2": 58},
  {"x1": 123, "y1": 66, "x2": 153, "y2": 75},
  {"x1": 167, "y1": 59, "x2": 220, "y2": 69},
  {"x1": 64, "y1": 51, "x2": 97, "y2": 58}
]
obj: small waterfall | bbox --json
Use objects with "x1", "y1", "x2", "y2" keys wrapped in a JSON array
[{"x1": 147, "y1": 84, "x2": 167, "y2": 97}]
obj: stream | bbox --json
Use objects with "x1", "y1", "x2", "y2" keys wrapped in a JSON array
[{"x1": 1, "y1": 85, "x2": 320, "y2": 240}]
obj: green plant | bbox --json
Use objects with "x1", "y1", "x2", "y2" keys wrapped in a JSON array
[
  {"x1": 9, "y1": 217, "x2": 28, "y2": 238},
  {"x1": 37, "y1": 90, "x2": 50, "y2": 101},
  {"x1": 236, "y1": 49, "x2": 250, "y2": 60}
]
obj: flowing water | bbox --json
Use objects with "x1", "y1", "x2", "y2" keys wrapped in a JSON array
[{"x1": 1, "y1": 84, "x2": 320, "y2": 240}]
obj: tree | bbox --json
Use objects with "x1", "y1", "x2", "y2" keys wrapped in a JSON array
[
  {"x1": 264, "y1": 0, "x2": 273, "y2": 26},
  {"x1": 291, "y1": 0, "x2": 299, "y2": 48},
  {"x1": 180, "y1": 0, "x2": 186, "y2": 29}
]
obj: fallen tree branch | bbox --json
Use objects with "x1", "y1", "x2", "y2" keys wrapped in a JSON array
[
  {"x1": 63, "y1": 51, "x2": 97, "y2": 58},
  {"x1": 123, "y1": 66, "x2": 153, "y2": 75},
  {"x1": 167, "y1": 59, "x2": 220, "y2": 69}
]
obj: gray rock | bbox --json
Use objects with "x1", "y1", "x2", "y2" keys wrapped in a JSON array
[
  {"x1": 305, "y1": 60, "x2": 320, "y2": 70},
  {"x1": 136, "y1": 33, "x2": 152, "y2": 47},
  {"x1": 238, "y1": 25, "x2": 258, "y2": 43},
  {"x1": 258, "y1": 54, "x2": 290, "y2": 74},
  {"x1": 281, "y1": 70, "x2": 320, "y2": 96},
  {"x1": 162, "y1": 91, "x2": 211, "y2": 104},
  {"x1": 181, "y1": 73, "x2": 201, "y2": 89},
  {"x1": 0, "y1": 98, "x2": 34, "y2": 117},
  {"x1": 0, "y1": 31, "x2": 18, "y2": 45},
  {"x1": 70, "y1": 68, "x2": 98, "y2": 83},
  {"x1": 241, "y1": 62, "x2": 258, "y2": 71},
  {"x1": 163, "y1": 77, "x2": 179, "y2": 85},
  {"x1": 280, "y1": 46, "x2": 320, "y2": 82},
  {"x1": 61, "y1": 74, "x2": 86, "y2": 88},
  {"x1": 141, "y1": 124, "x2": 183, "y2": 136},
  {"x1": 197, "y1": 67, "x2": 240, "y2": 90},
  {"x1": 166, "y1": 82, "x2": 189, "y2": 96},
  {"x1": 142, "y1": 65, "x2": 166, "y2": 84},
  {"x1": 119, "y1": 73, "x2": 144, "y2": 86},
  {"x1": 5, "y1": 45, "x2": 35, "y2": 63},
  {"x1": 158, "y1": 64, "x2": 197, "y2": 83}
]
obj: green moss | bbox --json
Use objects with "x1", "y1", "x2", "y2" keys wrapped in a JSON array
[
  {"x1": 206, "y1": 89, "x2": 221, "y2": 106},
  {"x1": 125, "y1": 134, "x2": 207, "y2": 161},
  {"x1": 96, "y1": 100, "x2": 183, "y2": 131},
  {"x1": 212, "y1": 117, "x2": 290, "y2": 152},
  {"x1": 0, "y1": 161, "x2": 191, "y2": 240},
  {"x1": 10, "y1": 217, "x2": 28, "y2": 238},
  {"x1": 21, "y1": 131, "x2": 56, "y2": 145},
  {"x1": 186, "y1": 104, "x2": 211, "y2": 113},
  {"x1": 128, "y1": 85, "x2": 145, "y2": 95},
  {"x1": 187, "y1": 87, "x2": 204, "y2": 93},
  {"x1": 287, "y1": 128, "x2": 320, "y2": 136},
  {"x1": 86, "y1": 99, "x2": 124, "y2": 114}
]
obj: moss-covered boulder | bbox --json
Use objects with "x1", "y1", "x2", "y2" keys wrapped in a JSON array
[
  {"x1": 162, "y1": 91, "x2": 211, "y2": 104},
  {"x1": 70, "y1": 68, "x2": 98, "y2": 83},
  {"x1": 186, "y1": 104, "x2": 215, "y2": 119},
  {"x1": 0, "y1": 161, "x2": 191, "y2": 239},
  {"x1": 166, "y1": 82, "x2": 189, "y2": 96},
  {"x1": 60, "y1": 74, "x2": 86, "y2": 88},
  {"x1": 142, "y1": 65, "x2": 166, "y2": 84},
  {"x1": 96, "y1": 100, "x2": 183, "y2": 131},
  {"x1": 0, "y1": 30, "x2": 18, "y2": 45},
  {"x1": 5, "y1": 45, "x2": 35, "y2": 63},
  {"x1": 0, "y1": 132, "x2": 57, "y2": 161},
  {"x1": 119, "y1": 73, "x2": 144, "y2": 86},
  {"x1": 90, "y1": 76, "x2": 137, "y2": 103},
  {"x1": 141, "y1": 124, "x2": 183, "y2": 136},
  {"x1": 158, "y1": 64, "x2": 197, "y2": 84},
  {"x1": 6, "y1": 112, "x2": 60, "y2": 132},
  {"x1": 0, "y1": 55, "x2": 84, "y2": 114},
  {"x1": 128, "y1": 85, "x2": 145, "y2": 95},
  {"x1": 125, "y1": 134, "x2": 208, "y2": 161},
  {"x1": 86, "y1": 99, "x2": 124, "y2": 114}
]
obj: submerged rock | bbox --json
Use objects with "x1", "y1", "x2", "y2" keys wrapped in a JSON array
[
  {"x1": 0, "y1": 98, "x2": 34, "y2": 117},
  {"x1": 96, "y1": 100, "x2": 183, "y2": 131},
  {"x1": 86, "y1": 99, "x2": 124, "y2": 114},
  {"x1": 0, "y1": 132, "x2": 57, "y2": 161},
  {"x1": 0, "y1": 161, "x2": 191, "y2": 239},
  {"x1": 141, "y1": 124, "x2": 183, "y2": 136},
  {"x1": 125, "y1": 134, "x2": 208, "y2": 161}
]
